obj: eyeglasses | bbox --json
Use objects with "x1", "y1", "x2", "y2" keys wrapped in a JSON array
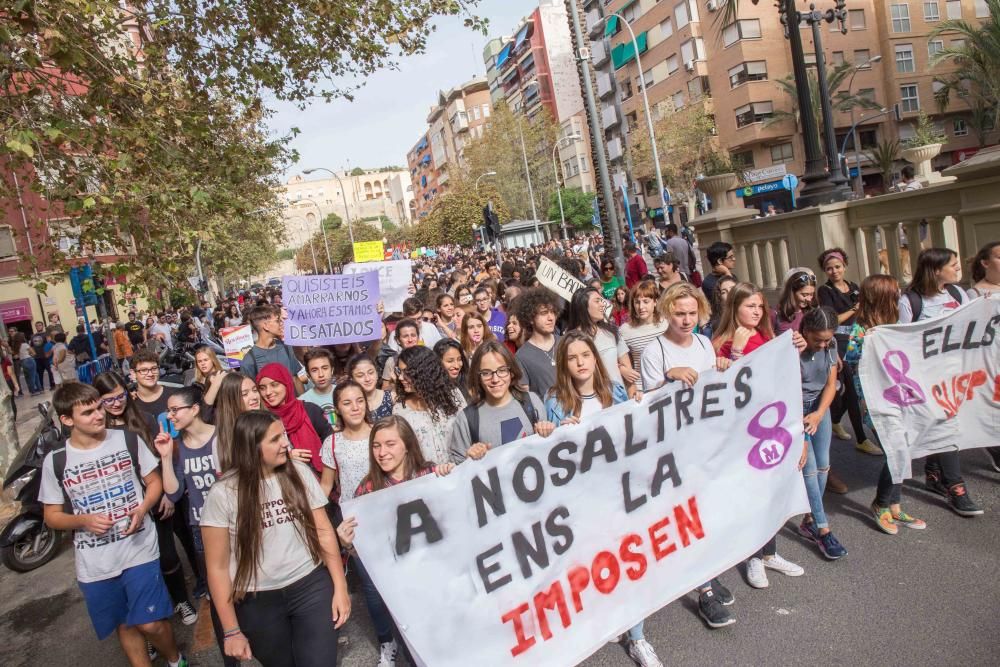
[
  {"x1": 135, "y1": 367, "x2": 159, "y2": 376},
  {"x1": 724, "y1": 254, "x2": 737, "y2": 261},
  {"x1": 165, "y1": 405, "x2": 195, "y2": 417},
  {"x1": 421, "y1": 316, "x2": 435, "y2": 322},
  {"x1": 794, "y1": 274, "x2": 817, "y2": 286},
  {"x1": 478, "y1": 367, "x2": 511, "y2": 381},
  {"x1": 394, "y1": 367, "x2": 411, "y2": 378},
  {"x1": 101, "y1": 392, "x2": 127, "y2": 407}
]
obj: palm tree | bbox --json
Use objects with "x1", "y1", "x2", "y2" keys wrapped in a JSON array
[
  {"x1": 866, "y1": 139, "x2": 900, "y2": 193},
  {"x1": 929, "y1": 0, "x2": 1000, "y2": 146},
  {"x1": 765, "y1": 61, "x2": 884, "y2": 156}
]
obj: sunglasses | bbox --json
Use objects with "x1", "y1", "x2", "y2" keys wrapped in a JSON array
[{"x1": 794, "y1": 274, "x2": 817, "y2": 286}]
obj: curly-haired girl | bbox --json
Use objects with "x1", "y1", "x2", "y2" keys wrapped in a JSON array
[{"x1": 391, "y1": 346, "x2": 466, "y2": 464}]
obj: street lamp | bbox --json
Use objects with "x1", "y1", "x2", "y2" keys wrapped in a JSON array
[
  {"x1": 293, "y1": 197, "x2": 334, "y2": 273},
  {"x1": 475, "y1": 171, "x2": 497, "y2": 192},
  {"x1": 552, "y1": 134, "x2": 584, "y2": 240},
  {"x1": 842, "y1": 55, "x2": 883, "y2": 196},
  {"x1": 840, "y1": 107, "x2": 891, "y2": 196},
  {"x1": 512, "y1": 89, "x2": 542, "y2": 243},
  {"x1": 290, "y1": 216, "x2": 319, "y2": 274},
  {"x1": 594, "y1": 12, "x2": 665, "y2": 210},
  {"x1": 303, "y1": 167, "x2": 356, "y2": 246}
]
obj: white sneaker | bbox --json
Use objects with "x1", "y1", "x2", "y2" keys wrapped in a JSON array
[
  {"x1": 627, "y1": 639, "x2": 664, "y2": 667},
  {"x1": 174, "y1": 600, "x2": 198, "y2": 625},
  {"x1": 746, "y1": 557, "x2": 769, "y2": 588},
  {"x1": 378, "y1": 640, "x2": 398, "y2": 667},
  {"x1": 762, "y1": 553, "x2": 805, "y2": 577}
]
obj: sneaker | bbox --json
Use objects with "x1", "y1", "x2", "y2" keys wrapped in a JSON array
[
  {"x1": 378, "y1": 640, "x2": 399, "y2": 667},
  {"x1": 816, "y1": 531, "x2": 848, "y2": 560},
  {"x1": 627, "y1": 639, "x2": 664, "y2": 667},
  {"x1": 710, "y1": 578, "x2": 734, "y2": 606},
  {"x1": 986, "y1": 448, "x2": 1000, "y2": 473},
  {"x1": 871, "y1": 503, "x2": 898, "y2": 535},
  {"x1": 762, "y1": 554, "x2": 804, "y2": 577},
  {"x1": 174, "y1": 600, "x2": 198, "y2": 626},
  {"x1": 855, "y1": 439, "x2": 883, "y2": 456},
  {"x1": 797, "y1": 519, "x2": 819, "y2": 541},
  {"x1": 146, "y1": 641, "x2": 158, "y2": 663},
  {"x1": 192, "y1": 579, "x2": 208, "y2": 599},
  {"x1": 825, "y1": 470, "x2": 848, "y2": 494},
  {"x1": 924, "y1": 468, "x2": 949, "y2": 497},
  {"x1": 892, "y1": 509, "x2": 927, "y2": 530},
  {"x1": 746, "y1": 557, "x2": 768, "y2": 589},
  {"x1": 176, "y1": 655, "x2": 189, "y2": 667},
  {"x1": 698, "y1": 590, "x2": 735, "y2": 628},
  {"x1": 948, "y1": 483, "x2": 984, "y2": 517},
  {"x1": 831, "y1": 423, "x2": 851, "y2": 440}
]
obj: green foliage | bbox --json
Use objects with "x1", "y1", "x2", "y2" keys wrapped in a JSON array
[
  {"x1": 294, "y1": 220, "x2": 383, "y2": 273},
  {"x1": 322, "y1": 212, "x2": 343, "y2": 230},
  {"x1": 866, "y1": 139, "x2": 901, "y2": 193},
  {"x1": 904, "y1": 111, "x2": 946, "y2": 149},
  {"x1": 547, "y1": 188, "x2": 596, "y2": 230},
  {"x1": 350, "y1": 167, "x2": 366, "y2": 176},
  {"x1": 629, "y1": 103, "x2": 719, "y2": 201},
  {"x1": 276, "y1": 248, "x2": 297, "y2": 261},
  {"x1": 407, "y1": 178, "x2": 510, "y2": 247},
  {"x1": 702, "y1": 151, "x2": 739, "y2": 177}
]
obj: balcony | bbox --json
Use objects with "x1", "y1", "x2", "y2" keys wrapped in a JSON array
[
  {"x1": 601, "y1": 105, "x2": 619, "y2": 131},
  {"x1": 592, "y1": 39, "x2": 609, "y2": 67},
  {"x1": 607, "y1": 137, "x2": 623, "y2": 161},
  {"x1": 596, "y1": 72, "x2": 614, "y2": 99}
]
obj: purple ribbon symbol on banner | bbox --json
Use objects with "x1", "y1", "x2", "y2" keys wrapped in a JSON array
[{"x1": 881, "y1": 350, "x2": 926, "y2": 407}]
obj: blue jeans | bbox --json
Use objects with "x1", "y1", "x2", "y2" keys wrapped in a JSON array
[
  {"x1": 353, "y1": 555, "x2": 395, "y2": 645},
  {"x1": 20, "y1": 357, "x2": 40, "y2": 393},
  {"x1": 801, "y1": 397, "x2": 832, "y2": 529},
  {"x1": 627, "y1": 620, "x2": 645, "y2": 641}
]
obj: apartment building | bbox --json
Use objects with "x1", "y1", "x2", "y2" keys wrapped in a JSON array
[
  {"x1": 874, "y1": 0, "x2": 994, "y2": 170},
  {"x1": 277, "y1": 169, "x2": 414, "y2": 249},
  {"x1": 485, "y1": 0, "x2": 597, "y2": 194}
]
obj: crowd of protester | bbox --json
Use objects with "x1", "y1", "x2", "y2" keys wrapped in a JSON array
[{"x1": 31, "y1": 231, "x2": 1000, "y2": 667}]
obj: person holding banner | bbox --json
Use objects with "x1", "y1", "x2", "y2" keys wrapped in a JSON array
[
  {"x1": 448, "y1": 341, "x2": 553, "y2": 464},
  {"x1": 201, "y1": 411, "x2": 351, "y2": 667},
  {"x1": 620, "y1": 281, "x2": 667, "y2": 380},
  {"x1": 567, "y1": 288, "x2": 640, "y2": 396},
  {"x1": 459, "y1": 311, "x2": 496, "y2": 358},
  {"x1": 967, "y1": 241, "x2": 1000, "y2": 474},
  {"x1": 897, "y1": 249, "x2": 983, "y2": 516},
  {"x1": 845, "y1": 275, "x2": 931, "y2": 532},
  {"x1": 392, "y1": 346, "x2": 465, "y2": 465},
  {"x1": 347, "y1": 354, "x2": 395, "y2": 421},
  {"x1": 514, "y1": 287, "x2": 563, "y2": 399},
  {"x1": 434, "y1": 339, "x2": 470, "y2": 402},
  {"x1": 257, "y1": 364, "x2": 333, "y2": 475}
]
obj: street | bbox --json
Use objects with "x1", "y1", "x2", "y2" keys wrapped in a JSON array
[{"x1": 1, "y1": 392, "x2": 997, "y2": 666}]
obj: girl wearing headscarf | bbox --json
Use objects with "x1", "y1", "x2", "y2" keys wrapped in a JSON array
[{"x1": 256, "y1": 363, "x2": 332, "y2": 475}]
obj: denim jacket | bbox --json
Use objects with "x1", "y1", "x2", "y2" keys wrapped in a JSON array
[{"x1": 544, "y1": 382, "x2": 629, "y2": 423}]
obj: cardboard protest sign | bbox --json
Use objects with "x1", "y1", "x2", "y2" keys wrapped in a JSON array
[
  {"x1": 344, "y1": 334, "x2": 809, "y2": 666},
  {"x1": 353, "y1": 240, "x2": 384, "y2": 263},
  {"x1": 281, "y1": 273, "x2": 381, "y2": 346},
  {"x1": 219, "y1": 324, "x2": 252, "y2": 369},
  {"x1": 344, "y1": 259, "x2": 412, "y2": 313},
  {"x1": 858, "y1": 296, "x2": 1000, "y2": 482},
  {"x1": 535, "y1": 256, "x2": 586, "y2": 303}
]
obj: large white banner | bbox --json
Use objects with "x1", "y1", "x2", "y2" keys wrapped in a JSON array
[
  {"x1": 343, "y1": 334, "x2": 809, "y2": 666},
  {"x1": 858, "y1": 296, "x2": 1000, "y2": 482},
  {"x1": 343, "y1": 259, "x2": 413, "y2": 313},
  {"x1": 535, "y1": 256, "x2": 586, "y2": 302}
]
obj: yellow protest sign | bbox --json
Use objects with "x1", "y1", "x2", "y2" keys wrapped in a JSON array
[{"x1": 353, "y1": 240, "x2": 384, "y2": 263}]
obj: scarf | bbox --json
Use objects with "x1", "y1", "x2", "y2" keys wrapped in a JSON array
[{"x1": 256, "y1": 363, "x2": 323, "y2": 473}]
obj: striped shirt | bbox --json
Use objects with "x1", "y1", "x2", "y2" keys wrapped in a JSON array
[{"x1": 620, "y1": 320, "x2": 667, "y2": 372}]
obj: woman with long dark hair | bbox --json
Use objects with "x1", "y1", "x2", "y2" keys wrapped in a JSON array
[
  {"x1": 213, "y1": 373, "x2": 261, "y2": 473},
  {"x1": 899, "y1": 248, "x2": 982, "y2": 516},
  {"x1": 434, "y1": 338, "x2": 470, "y2": 401},
  {"x1": 201, "y1": 410, "x2": 350, "y2": 665},
  {"x1": 257, "y1": 363, "x2": 332, "y2": 475},
  {"x1": 347, "y1": 353, "x2": 394, "y2": 421},
  {"x1": 459, "y1": 310, "x2": 496, "y2": 358},
  {"x1": 392, "y1": 346, "x2": 465, "y2": 465},
  {"x1": 967, "y1": 241, "x2": 1000, "y2": 472},
  {"x1": 772, "y1": 270, "x2": 816, "y2": 335},
  {"x1": 567, "y1": 287, "x2": 639, "y2": 395}
]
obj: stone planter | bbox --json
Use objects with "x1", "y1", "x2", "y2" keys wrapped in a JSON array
[
  {"x1": 696, "y1": 172, "x2": 741, "y2": 214},
  {"x1": 901, "y1": 142, "x2": 943, "y2": 182}
]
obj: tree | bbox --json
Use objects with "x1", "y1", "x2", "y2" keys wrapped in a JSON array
[
  {"x1": 350, "y1": 167, "x2": 366, "y2": 176},
  {"x1": 461, "y1": 103, "x2": 560, "y2": 221},
  {"x1": 866, "y1": 139, "x2": 901, "y2": 193},
  {"x1": 322, "y1": 212, "x2": 343, "y2": 230},
  {"x1": 930, "y1": 0, "x2": 1000, "y2": 147},
  {"x1": 547, "y1": 188, "x2": 596, "y2": 231},
  {"x1": 410, "y1": 177, "x2": 511, "y2": 246}
]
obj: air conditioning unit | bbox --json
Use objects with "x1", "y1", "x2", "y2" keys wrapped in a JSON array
[
  {"x1": 707, "y1": 0, "x2": 719, "y2": 11},
  {"x1": 684, "y1": 61, "x2": 695, "y2": 72},
  {"x1": 577, "y1": 47, "x2": 592, "y2": 61}
]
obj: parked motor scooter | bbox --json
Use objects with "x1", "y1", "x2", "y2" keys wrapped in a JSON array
[{"x1": 0, "y1": 402, "x2": 65, "y2": 572}]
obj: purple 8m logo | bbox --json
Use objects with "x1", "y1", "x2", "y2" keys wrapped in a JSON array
[{"x1": 746, "y1": 402, "x2": 792, "y2": 470}]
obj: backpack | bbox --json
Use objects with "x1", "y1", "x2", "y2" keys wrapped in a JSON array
[
  {"x1": 904, "y1": 284, "x2": 964, "y2": 321},
  {"x1": 50, "y1": 430, "x2": 143, "y2": 515},
  {"x1": 464, "y1": 393, "x2": 539, "y2": 444}
]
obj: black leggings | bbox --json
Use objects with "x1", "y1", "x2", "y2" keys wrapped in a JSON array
[
  {"x1": 830, "y1": 349, "x2": 866, "y2": 444},
  {"x1": 154, "y1": 513, "x2": 190, "y2": 608},
  {"x1": 925, "y1": 450, "x2": 964, "y2": 486},
  {"x1": 236, "y1": 566, "x2": 339, "y2": 667}
]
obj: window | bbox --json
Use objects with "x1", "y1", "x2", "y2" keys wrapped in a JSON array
[
  {"x1": 621, "y1": 78, "x2": 634, "y2": 99},
  {"x1": 932, "y1": 79, "x2": 946, "y2": 93},
  {"x1": 953, "y1": 118, "x2": 969, "y2": 136},
  {"x1": 900, "y1": 84, "x2": 920, "y2": 112},
  {"x1": 722, "y1": 19, "x2": 762, "y2": 47},
  {"x1": 623, "y1": 1, "x2": 642, "y2": 23},
  {"x1": 891, "y1": 4, "x2": 911, "y2": 32},
  {"x1": 928, "y1": 39, "x2": 944, "y2": 57},
  {"x1": 924, "y1": 1, "x2": 940, "y2": 20},
  {"x1": 660, "y1": 17, "x2": 674, "y2": 39},
  {"x1": 640, "y1": 68, "x2": 654, "y2": 87},
  {"x1": 672, "y1": 91, "x2": 685, "y2": 110},
  {"x1": 0, "y1": 226, "x2": 15, "y2": 259},
  {"x1": 675, "y1": 1, "x2": 690, "y2": 28},
  {"x1": 946, "y1": 0, "x2": 962, "y2": 18},
  {"x1": 898, "y1": 123, "x2": 917, "y2": 141},
  {"x1": 858, "y1": 88, "x2": 877, "y2": 103},
  {"x1": 694, "y1": 37, "x2": 706, "y2": 60},
  {"x1": 770, "y1": 142, "x2": 794, "y2": 164},
  {"x1": 895, "y1": 44, "x2": 915, "y2": 72},
  {"x1": 471, "y1": 106, "x2": 480, "y2": 120},
  {"x1": 728, "y1": 60, "x2": 768, "y2": 87},
  {"x1": 680, "y1": 39, "x2": 695, "y2": 64},
  {"x1": 688, "y1": 75, "x2": 710, "y2": 99},
  {"x1": 854, "y1": 49, "x2": 872, "y2": 66},
  {"x1": 804, "y1": 52, "x2": 817, "y2": 65},
  {"x1": 666, "y1": 54, "x2": 679, "y2": 74},
  {"x1": 581, "y1": 155, "x2": 589, "y2": 172},
  {"x1": 731, "y1": 150, "x2": 755, "y2": 169},
  {"x1": 849, "y1": 8, "x2": 866, "y2": 29},
  {"x1": 735, "y1": 101, "x2": 774, "y2": 127},
  {"x1": 975, "y1": 0, "x2": 990, "y2": 17},
  {"x1": 831, "y1": 51, "x2": 845, "y2": 65},
  {"x1": 483, "y1": 105, "x2": 491, "y2": 117}
]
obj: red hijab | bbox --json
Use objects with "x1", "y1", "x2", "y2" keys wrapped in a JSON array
[{"x1": 256, "y1": 363, "x2": 323, "y2": 473}]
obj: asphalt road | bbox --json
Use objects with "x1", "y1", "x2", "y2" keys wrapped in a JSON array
[{"x1": 2, "y1": 442, "x2": 998, "y2": 667}]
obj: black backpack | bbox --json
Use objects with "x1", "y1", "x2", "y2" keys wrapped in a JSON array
[
  {"x1": 464, "y1": 393, "x2": 539, "y2": 444},
  {"x1": 904, "y1": 284, "x2": 964, "y2": 321},
  {"x1": 49, "y1": 430, "x2": 143, "y2": 515}
]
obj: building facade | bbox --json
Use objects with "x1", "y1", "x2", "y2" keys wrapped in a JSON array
[{"x1": 277, "y1": 169, "x2": 414, "y2": 250}]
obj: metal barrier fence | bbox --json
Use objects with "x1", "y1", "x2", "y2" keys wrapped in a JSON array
[{"x1": 75, "y1": 354, "x2": 114, "y2": 385}]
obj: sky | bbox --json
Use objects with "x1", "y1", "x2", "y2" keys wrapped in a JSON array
[{"x1": 268, "y1": 0, "x2": 540, "y2": 180}]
